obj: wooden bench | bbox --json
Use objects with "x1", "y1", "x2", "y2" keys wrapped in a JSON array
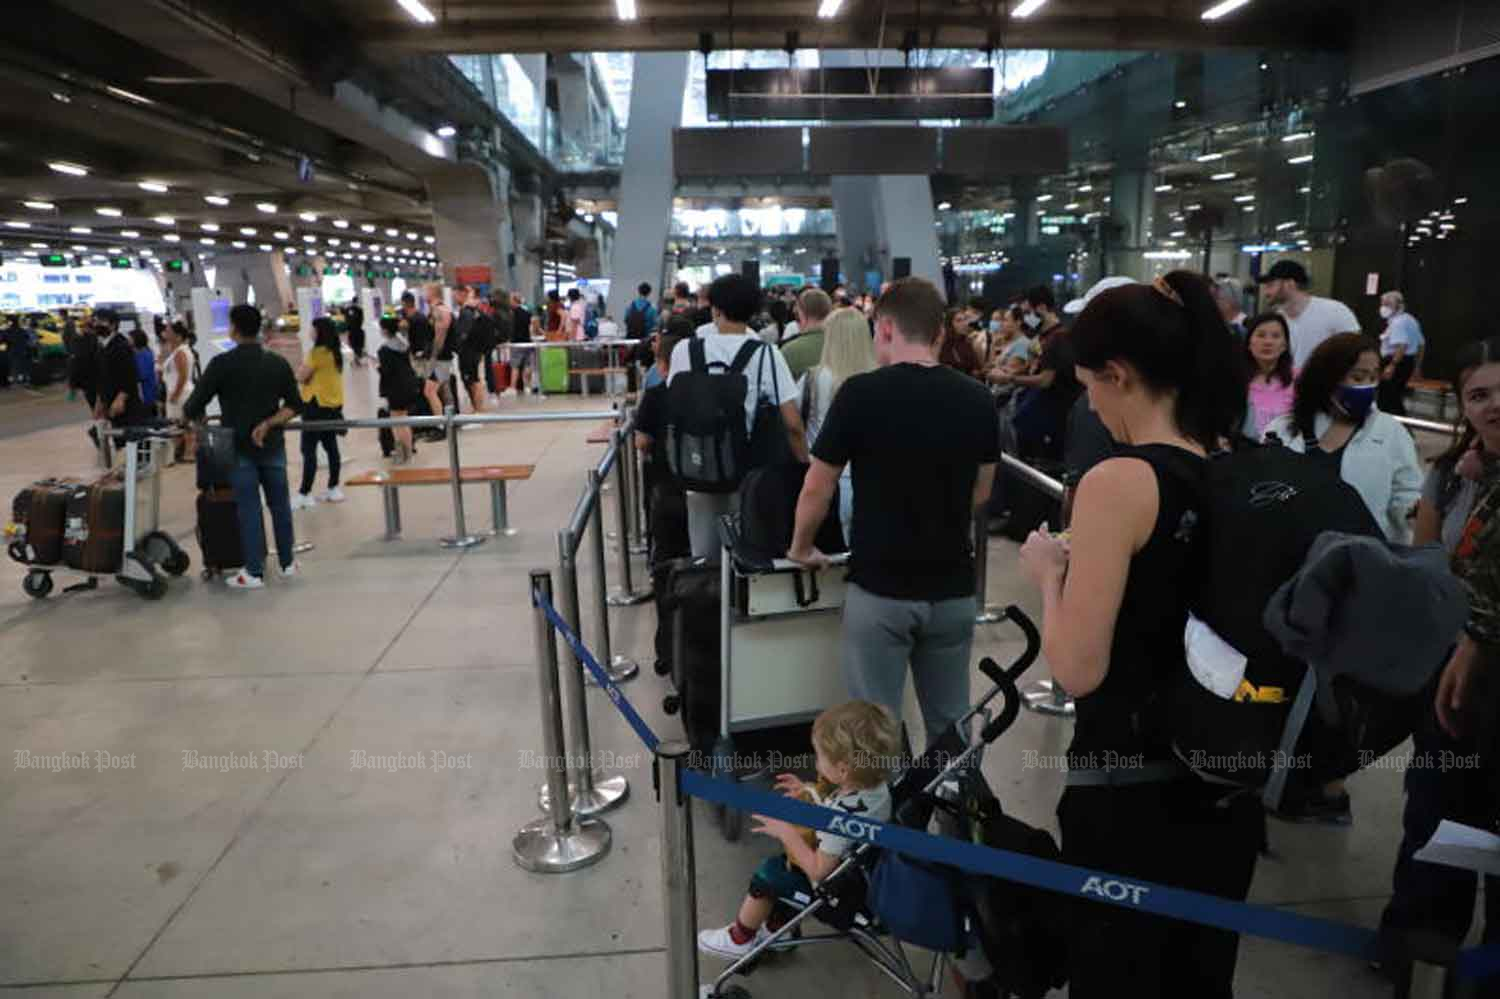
[
  {"x1": 569, "y1": 366, "x2": 628, "y2": 398},
  {"x1": 1409, "y1": 377, "x2": 1455, "y2": 421},
  {"x1": 345, "y1": 465, "x2": 535, "y2": 540}
]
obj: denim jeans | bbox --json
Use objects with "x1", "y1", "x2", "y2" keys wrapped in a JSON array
[{"x1": 230, "y1": 448, "x2": 295, "y2": 578}]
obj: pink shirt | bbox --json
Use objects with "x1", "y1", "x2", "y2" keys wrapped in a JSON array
[{"x1": 1248, "y1": 376, "x2": 1295, "y2": 436}]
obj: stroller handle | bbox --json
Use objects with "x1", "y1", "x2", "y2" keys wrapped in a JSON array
[{"x1": 972, "y1": 606, "x2": 1041, "y2": 745}]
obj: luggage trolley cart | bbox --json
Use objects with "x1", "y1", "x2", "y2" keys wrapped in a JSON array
[
  {"x1": 11, "y1": 425, "x2": 190, "y2": 600},
  {"x1": 709, "y1": 516, "x2": 851, "y2": 841}
]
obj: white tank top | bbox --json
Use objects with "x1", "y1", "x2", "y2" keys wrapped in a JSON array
[{"x1": 162, "y1": 344, "x2": 195, "y2": 403}]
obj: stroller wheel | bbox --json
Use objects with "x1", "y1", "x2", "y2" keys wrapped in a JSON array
[
  {"x1": 661, "y1": 694, "x2": 680, "y2": 716},
  {"x1": 22, "y1": 571, "x2": 53, "y2": 599},
  {"x1": 653, "y1": 658, "x2": 671, "y2": 676}
]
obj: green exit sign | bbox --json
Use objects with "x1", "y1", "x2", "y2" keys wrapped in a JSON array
[{"x1": 110, "y1": 257, "x2": 133, "y2": 269}]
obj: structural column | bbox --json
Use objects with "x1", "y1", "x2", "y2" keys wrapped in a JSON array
[
  {"x1": 607, "y1": 51, "x2": 690, "y2": 319},
  {"x1": 426, "y1": 161, "x2": 508, "y2": 291},
  {"x1": 831, "y1": 174, "x2": 942, "y2": 295},
  {"x1": 1107, "y1": 167, "x2": 1155, "y2": 282}
]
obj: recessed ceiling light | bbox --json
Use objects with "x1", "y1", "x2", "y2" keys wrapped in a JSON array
[
  {"x1": 298, "y1": 212, "x2": 317, "y2": 223},
  {"x1": 1242, "y1": 205, "x2": 1256, "y2": 212},
  {"x1": 163, "y1": 233, "x2": 180, "y2": 243},
  {"x1": 1011, "y1": 0, "x2": 1047, "y2": 15},
  {"x1": 69, "y1": 226, "x2": 91, "y2": 234},
  {"x1": 285, "y1": 248, "x2": 297, "y2": 256},
  {"x1": 105, "y1": 85, "x2": 153, "y2": 105},
  {"x1": 1234, "y1": 194, "x2": 1255, "y2": 202},
  {"x1": 1281, "y1": 132, "x2": 1313, "y2": 143},
  {"x1": 405, "y1": 231, "x2": 418, "y2": 240},
  {"x1": 1211, "y1": 172, "x2": 1236, "y2": 181},
  {"x1": 71, "y1": 244, "x2": 87, "y2": 251},
  {"x1": 360, "y1": 223, "x2": 376, "y2": 233},
  {"x1": 256, "y1": 202, "x2": 277, "y2": 213},
  {"x1": 1287, "y1": 154, "x2": 1314, "y2": 165},
  {"x1": 1035, "y1": 194, "x2": 1053, "y2": 203},
  {"x1": 1174, "y1": 100, "x2": 1187, "y2": 109},
  {"x1": 51, "y1": 91, "x2": 71, "y2": 103},
  {"x1": 1195, "y1": 152, "x2": 1224, "y2": 163},
  {"x1": 48, "y1": 161, "x2": 88, "y2": 176},
  {"x1": 435, "y1": 125, "x2": 456, "y2": 138},
  {"x1": 303, "y1": 235, "x2": 316, "y2": 243},
  {"x1": 22, "y1": 200, "x2": 55, "y2": 210},
  {"x1": 141, "y1": 249, "x2": 155, "y2": 257},
  {"x1": 95, "y1": 207, "x2": 122, "y2": 217},
  {"x1": 274, "y1": 230, "x2": 289, "y2": 239},
  {"x1": 201, "y1": 222, "x2": 220, "y2": 232},
  {"x1": 259, "y1": 243, "x2": 273, "y2": 251},
  {"x1": 232, "y1": 240, "x2": 246, "y2": 249},
  {"x1": 1202, "y1": 0, "x2": 1253, "y2": 20},
  {"x1": 200, "y1": 237, "x2": 215, "y2": 245},
  {"x1": 28, "y1": 242, "x2": 48, "y2": 249},
  {"x1": 333, "y1": 219, "x2": 349, "y2": 229},
  {"x1": 120, "y1": 230, "x2": 140, "y2": 238},
  {"x1": 423, "y1": 235, "x2": 435, "y2": 244},
  {"x1": 204, "y1": 195, "x2": 230, "y2": 206},
  {"x1": 385, "y1": 227, "x2": 399, "y2": 236},
  {"x1": 329, "y1": 238, "x2": 342, "y2": 246},
  {"x1": 396, "y1": 0, "x2": 436, "y2": 23},
  {"x1": 138, "y1": 180, "x2": 170, "y2": 193},
  {"x1": 152, "y1": 215, "x2": 176, "y2": 226},
  {"x1": 1154, "y1": 184, "x2": 1174, "y2": 192}
]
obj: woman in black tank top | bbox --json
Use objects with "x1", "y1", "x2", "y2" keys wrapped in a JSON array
[{"x1": 1019, "y1": 273, "x2": 1261, "y2": 999}]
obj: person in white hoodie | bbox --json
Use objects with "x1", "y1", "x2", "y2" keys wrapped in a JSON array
[{"x1": 1264, "y1": 332, "x2": 1422, "y2": 543}]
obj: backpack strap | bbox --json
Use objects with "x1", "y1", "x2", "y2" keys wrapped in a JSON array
[
  {"x1": 689, "y1": 336, "x2": 709, "y2": 373},
  {"x1": 728, "y1": 338, "x2": 763, "y2": 374},
  {"x1": 1262, "y1": 664, "x2": 1317, "y2": 812}
]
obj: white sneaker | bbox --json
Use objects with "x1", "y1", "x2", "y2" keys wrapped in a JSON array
[
  {"x1": 291, "y1": 493, "x2": 316, "y2": 511},
  {"x1": 280, "y1": 561, "x2": 302, "y2": 578},
  {"x1": 318, "y1": 487, "x2": 346, "y2": 503},
  {"x1": 225, "y1": 570, "x2": 265, "y2": 590},
  {"x1": 696, "y1": 924, "x2": 769, "y2": 961}
]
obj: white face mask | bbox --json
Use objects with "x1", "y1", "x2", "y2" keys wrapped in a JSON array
[
  {"x1": 1379, "y1": 305, "x2": 1394, "y2": 320},
  {"x1": 1023, "y1": 313, "x2": 1042, "y2": 330}
]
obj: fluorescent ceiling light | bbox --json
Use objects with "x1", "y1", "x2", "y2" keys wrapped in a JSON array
[
  {"x1": 1287, "y1": 154, "x2": 1314, "y2": 165},
  {"x1": 1012, "y1": 0, "x2": 1047, "y2": 16},
  {"x1": 435, "y1": 124, "x2": 456, "y2": 138},
  {"x1": 138, "y1": 180, "x2": 170, "y2": 193},
  {"x1": 1154, "y1": 184, "x2": 1174, "y2": 192},
  {"x1": 152, "y1": 215, "x2": 175, "y2": 225},
  {"x1": 1298, "y1": 186, "x2": 1311, "y2": 194},
  {"x1": 259, "y1": 243, "x2": 272, "y2": 251},
  {"x1": 70, "y1": 226, "x2": 91, "y2": 234},
  {"x1": 232, "y1": 241, "x2": 246, "y2": 249},
  {"x1": 52, "y1": 91, "x2": 71, "y2": 103},
  {"x1": 95, "y1": 207, "x2": 122, "y2": 217},
  {"x1": 1077, "y1": 185, "x2": 1092, "y2": 193},
  {"x1": 299, "y1": 212, "x2": 317, "y2": 223},
  {"x1": 29, "y1": 242, "x2": 48, "y2": 249},
  {"x1": 200, "y1": 238, "x2": 215, "y2": 245},
  {"x1": 1454, "y1": 197, "x2": 1469, "y2": 205},
  {"x1": 201, "y1": 222, "x2": 220, "y2": 232},
  {"x1": 1281, "y1": 132, "x2": 1312, "y2": 143},
  {"x1": 256, "y1": 202, "x2": 277, "y2": 213},
  {"x1": 329, "y1": 238, "x2": 342, "y2": 246},
  {"x1": 48, "y1": 161, "x2": 89, "y2": 176},
  {"x1": 1170, "y1": 230, "x2": 1187, "y2": 237},
  {"x1": 816, "y1": 0, "x2": 842, "y2": 17},
  {"x1": 1195, "y1": 152, "x2": 1224, "y2": 162},
  {"x1": 5, "y1": 220, "x2": 32, "y2": 229},
  {"x1": 423, "y1": 235, "x2": 435, "y2": 244},
  {"x1": 23, "y1": 200, "x2": 55, "y2": 210},
  {"x1": 936, "y1": 201, "x2": 952, "y2": 211},
  {"x1": 360, "y1": 223, "x2": 376, "y2": 233},
  {"x1": 1233, "y1": 194, "x2": 1255, "y2": 203},
  {"x1": 1242, "y1": 205, "x2": 1255, "y2": 212},
  {"x1": 204, "y1": 195, "x2": 230, "y2": 206},
  {"x1": 163, "y1": 233, "x2": 180, "y2": 242},
  {"x1": 71, "y1": 244, "x2": 87, "y2": 251},
  {"x1": 1185, "y1": 203, "x2": 1203, "y2": 210},
  {"x1": 333, "y1": 219, "x2": 349, "y2": 229},
  {"x1": 351, "y1": 241, "x2": 363, "y2": 249},
  {"x1": 385, "y1": 227, "x2": 399, "y2": 236},
  {"x1": 1064, "y1": 203, "x2": 1080, "y2": 210},
  {"x1": 1202, "y1": 0, "x2": 1252, "y2": 19},
  {"x1": 106, "y1": 85, "x2": 154, "y2": 105},
  {"x1": 1276, "y1": 221, "x2": 1298, "y2": 231},
  {"x1": 396, "y1": 0, "x2": 436, "y2": 24},
  {"x1": 120, "y1": 230, "x2": 140, "y2": 238},
  {"x1": 303, "y1": 235, "x2": 317, "y2": 243},
  {"x1": 1035, "y1": 194, "x2": 1053, "y2": 203},
  {"x1": 1174, "y1": 100, "x2": 1187, "y2": 109},
  {"x1": 141, "y1": 249, "x2": 154, "y2": 257},
  {"x1": 273, "y1": 230, "x2": 289, "y2": 239},
  {"x1": 1211, "y1": 172, "x2": 1236, "y2": 181},
  {"x1": 240, "y1": 227, "x2": 257, "y2": 236}
]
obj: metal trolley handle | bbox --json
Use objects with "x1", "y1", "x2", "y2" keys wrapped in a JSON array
[{"x1": 791, "y1": 571, "x2": 819, "y2": 608}]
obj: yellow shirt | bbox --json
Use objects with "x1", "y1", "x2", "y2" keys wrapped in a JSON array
[{"x1": 300, "y1": 346, "x2": 344, "y2": 407}]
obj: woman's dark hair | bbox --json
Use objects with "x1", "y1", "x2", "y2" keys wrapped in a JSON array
[
  {"x1": 379, "y1": 315, "x2": 400, "y2": 336},
  {"x1": 664, "y1": 313, "x2": 696, "y2": 341},
  {"x1": 130, "y1": 329, "x2": 149, "y2": 351},
  {"x1": 170, "y1": 319, "x2": 195, "y2": 346},
  {"x1": 312, "y1": 316, "x2": 344, "y2": 372},
  {"x1": 1291, "y1": 332, "x2": 1379, "y2": 439},
  {"x1": 1008, "y1": 305, "x2": 1025, "y2": 324},
  {"x1": 1069, "y1": 270, "x2": 1246, "y2": 450},
  {"x1": 1243, "y1": 312, "x2": 1293, "y2": 387},
  {"x1": 1438, "y1": 336, "x2": 1500, "y2": 469}
]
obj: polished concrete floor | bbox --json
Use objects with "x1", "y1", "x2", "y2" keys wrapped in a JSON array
[{"x1": 0, "y1": 360, "x2": 1470, "y2": 998}]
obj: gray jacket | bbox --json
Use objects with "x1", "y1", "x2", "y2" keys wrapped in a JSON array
[{"x1": 1263, "y1": 531, "x2": 1466, "y2": 696}]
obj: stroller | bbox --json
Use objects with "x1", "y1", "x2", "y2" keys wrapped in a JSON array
[{"x1": 705, "y1": 605, "x2": 1070, "y2": 999}]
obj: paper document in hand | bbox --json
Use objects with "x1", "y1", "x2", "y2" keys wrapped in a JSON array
[{"x1": 1413, "y1": 819, "x2": 1500, "y2": 877}]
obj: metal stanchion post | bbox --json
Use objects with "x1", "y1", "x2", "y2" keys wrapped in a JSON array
[
  {"x1": 974, "y1": 512, "x2": 1001, "y2": 624},
  {"x1": 621, "y1": 408, "x2": 649, "y2": 556},
  {"x1": 587, "y1": 468, "x2": 638, "y2": 685},
  {"x1": 607, "y1": 428, "x2": 652, "y2": 605},
  {"x1": 633, "y1": 438, "x2": 651, "y2": 547},
  {"x1": 513, "y1": 569, "x2": 611, "y2": 873},
  {"x1": 538, "y1": 527, "x2": 629, "y2": 816},
  {"x1": 440, "y1": 407, "x2": 485, "y2": 550},
  {"x1": 656, "y1": 740, "x2": 700, "y2": 999}
]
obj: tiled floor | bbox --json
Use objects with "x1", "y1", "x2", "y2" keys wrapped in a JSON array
[{"x1": 0, "y1": 366, "x2": 1476, "y2": 997}]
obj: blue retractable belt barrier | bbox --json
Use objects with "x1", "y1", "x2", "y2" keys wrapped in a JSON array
[
  {"x1": 531, "y1": 588, "x2": 1500, "y2": 981},
  {"x1": 532, "y1": 587, "x2": 659, "y2": 752}
]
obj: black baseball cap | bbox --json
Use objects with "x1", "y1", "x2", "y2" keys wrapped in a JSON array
[{"x1": 1257, "y1": 260, "x2": 1309, "y2": 286}]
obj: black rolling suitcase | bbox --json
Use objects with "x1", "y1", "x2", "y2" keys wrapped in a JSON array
[
  {"x1": 196, "y1": 487, "x2": 261, "y2": 576},
  {"x1": 660, "y1": 558, "x2": 722, "y2": 753},
  {"x1": 649, "y1": 484, "x2": 691, "y2": 673}
]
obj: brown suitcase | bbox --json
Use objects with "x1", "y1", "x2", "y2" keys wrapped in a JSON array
[
  {"x1": 62, "y1": 478, "x2": 126, "y2": 575},
  {"x1": 9, "y1": 479, "x2": 76, "y2": 565}
]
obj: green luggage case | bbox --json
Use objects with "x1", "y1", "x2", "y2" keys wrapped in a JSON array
[{"x1": 540, "y1": 346, "x2": 570, "y2": 393}]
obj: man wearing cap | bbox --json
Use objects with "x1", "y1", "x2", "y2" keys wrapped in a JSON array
[{"x1": 1258, "y1": 260, "x2": 1360, "y2": 368}]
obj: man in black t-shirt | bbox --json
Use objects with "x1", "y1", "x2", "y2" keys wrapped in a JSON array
[
  {"x1": 508, "y1": 292, "x2": 535, "y2": 394},
  {"x1": 788, "y1": 278, "x2": 999, "y2": 739},
  {"x1": 996, "y1": 285, "x2": 1082, "y2": 460}
]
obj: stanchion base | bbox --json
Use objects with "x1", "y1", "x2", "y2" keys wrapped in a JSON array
[
  {"x1": 439, "y1": 535, "x2": 487, "y2": 549},
  {"x1": 511, "y1": 815, "x2": 611, "y2": 873},
  {"x1": 1022, "y1": 680, "x2": 1077, "y2": 717},
  {"x1": 537, "y1": 772, "x2": 630, "y2": 816},
  {"x1": 975, "y1": 606, "x2": 1003, "y2": 624},
  {"x1": 607, "y1": 589, "x2": 653, "y2": 607},
  {"x1": 627, "y1": 542, "x2": 650, "y2": 557},
  {"x1": 587, "y1": 657, "x2": 639, "y2": 686}
]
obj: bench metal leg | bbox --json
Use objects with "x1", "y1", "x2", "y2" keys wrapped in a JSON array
[
  {"x1": 382, "y1": 486, "x2": 402, "y2": 541},
  {"x1": 489, "y1": 481, "x2": 519, "y2": 537}
]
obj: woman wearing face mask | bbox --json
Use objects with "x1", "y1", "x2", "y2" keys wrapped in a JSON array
[
  {"x1": 1264, "y1": 332, "x2": 1422, "y2": 542},
  {"x1": 1376, "y1": 335, "x2": 1500, "y2": 966}
]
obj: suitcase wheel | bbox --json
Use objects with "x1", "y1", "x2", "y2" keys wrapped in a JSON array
[
  {"x1": 22, "y1": 570, "x2": 52, "y2": 600},
  {"x1": 662, "y1": 694, "x2": 680, "y2": 716}
]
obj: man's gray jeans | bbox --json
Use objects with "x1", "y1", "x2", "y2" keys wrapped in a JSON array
[{"x1": 841, "y1": 581, "x2": 977, "y2": 740}]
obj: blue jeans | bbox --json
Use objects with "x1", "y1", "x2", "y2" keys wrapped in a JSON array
[{"x1": 230, "y1": 449, "x2": 295, "y2": 578}]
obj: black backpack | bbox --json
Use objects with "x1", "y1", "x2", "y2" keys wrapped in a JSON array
[
  {"x1": 624, "y1": 300, "x2": 648, "y2": 339},
  {"x1": 734, "y1": 464, "x2": 846, "y2": 571},
  {"x1": 664, "y1": 338, "x2": 762, "y2": 493},
  {"x1": 1170, "y1": 440, "x2": 1387, "y2": 804}
]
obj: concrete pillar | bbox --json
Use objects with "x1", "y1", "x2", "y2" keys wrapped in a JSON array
[
  {"x1": 832, "y1": 174, "x2": 942, "y2": 295},
  {"x1": 553, "y1": 56, "x2": 593, "y2": 164},
  {"x1": 1107, "y1": 168, "x2": 1155, "y2": 281},
  {"x1": 425, "y1": 161, "x2": 507, "y2": 289},
  {"x1": 511, "y1": 191, "x2": 544, "y2": 303},
  {"x1": 607, "y1": 51, "x2": 690, "y2": 318}
]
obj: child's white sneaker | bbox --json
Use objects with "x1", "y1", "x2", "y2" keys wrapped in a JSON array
[{"x1": 696, "y1": 924, "x2": 769, "y2": 960}]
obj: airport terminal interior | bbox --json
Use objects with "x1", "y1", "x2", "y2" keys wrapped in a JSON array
[{"x1": 1, "y1": 0, "x2": 1498, "y2": 996}]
